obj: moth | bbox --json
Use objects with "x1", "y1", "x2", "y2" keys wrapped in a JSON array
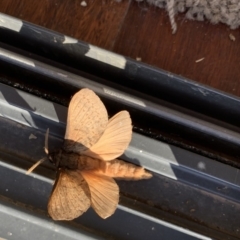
[{"x1": 27, "y1": 88, "x2": 152, "y2": 221}]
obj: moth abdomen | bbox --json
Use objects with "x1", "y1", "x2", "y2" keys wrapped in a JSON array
[
  {"x1": 78, "y1": 155, "x2": 104, "y2": 171},
  {"x1": 94, "y1": 159, "x2": 152, "y2": 180}
]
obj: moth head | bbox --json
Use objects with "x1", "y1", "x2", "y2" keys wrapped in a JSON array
[
  {"x1": 48, "y1": 153, "x2": 54, "y2": 163},
  {"x1": 48, "y1": 151, "x2": 61, "y2": 168}
]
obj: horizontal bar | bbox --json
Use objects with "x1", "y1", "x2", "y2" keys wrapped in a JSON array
[
  {"x1": 0, "y1": 13, "x2": 240, "y2": 128},
  {"x1": 0, "y1": 46, "x2": 240, "y2": 167}
]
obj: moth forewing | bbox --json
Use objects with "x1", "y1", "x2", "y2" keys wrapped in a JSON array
[
  {"x1": 63, "y1": 88, "x2": 109, "y2": 153},
  {"x1": 48, "y1": 169, "x2": 91, "y2": 221}
]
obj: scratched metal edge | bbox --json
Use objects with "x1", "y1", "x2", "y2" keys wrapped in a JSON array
[
  {"x1": 0, "y1": 45, "x2": 240, "y2": 169},
  {"x1": 0, "y1": 13, "x2": 240, "y2": 128},
  {"x1": 0, "y1": 84, "x2": 240, "y2": 239}
]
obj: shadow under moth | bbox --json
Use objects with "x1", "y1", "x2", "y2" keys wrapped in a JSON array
[{"x1": 27, "y1": 88, "x2": 152, "y2": 220}]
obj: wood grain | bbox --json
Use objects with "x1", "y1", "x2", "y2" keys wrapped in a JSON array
[
  {"x1": 114, "y1": 1, "x2": 240, "y2": 97},
  {"x1": 0, "y1": 0, "x2": 130, "y2": 50}
]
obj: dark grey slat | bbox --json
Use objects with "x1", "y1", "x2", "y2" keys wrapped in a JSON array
[
  {"x1": 1, "y1": 82, "x2": 240, "y2": 195},
  {"x1": 0, "y1": 84, "x2": 240, "y2": 239},
  {"x1": 0, "y1": 138, "x2": 212, "y2": 240},
  {"x1": 0, "y1": 45, "x2": 240, "y2": 167},
  {"x1": 0, "y1": 196, "x2": 99, "y2": 240}
]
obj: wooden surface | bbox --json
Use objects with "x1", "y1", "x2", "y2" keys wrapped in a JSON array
[{"x1": 1, "y1": 0, "x2": 240, "y2": 97}]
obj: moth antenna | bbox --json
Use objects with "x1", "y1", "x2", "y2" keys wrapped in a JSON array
[
  {"x1": 26, "y1": 128, "x2": 50, "y2": 175},
  {"x1": 26, "y1": 157, "x2": 47, "y2": 175},
  {"x1": 44, "y1": 128, "x2": 49, "y2": 155}
]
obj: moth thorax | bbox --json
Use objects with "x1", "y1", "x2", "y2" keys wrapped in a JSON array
[{"x1": 49, "y1": 150, "x2": 79, "y2": 170}]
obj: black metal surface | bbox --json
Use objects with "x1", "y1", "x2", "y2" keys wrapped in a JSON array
[
  {"x1": 0, "y1": 13, "x2": 240, "y2": 129},
  {"x1": 0, "y1": 84, "x2": 217, "y2": 240},
  {"x1": 0, "y1": 83, "x2": 240, "y2": 240},
  {"x1": 0, "y1": 44, "x2": 239, "y2": 168},
  {"x1": 0, "y1": 13, "x2": 240, "y2": 167}
]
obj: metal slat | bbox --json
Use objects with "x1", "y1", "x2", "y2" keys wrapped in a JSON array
[
  {"x1": 0, "y1": 46, "x2": 239, "y2": 167},
  {"x1": 0, "y1": 13, "x2": 240, "y2": 129},
  {"x1": 0, "y1": 83, "x2": 239, "y2": 239}
]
